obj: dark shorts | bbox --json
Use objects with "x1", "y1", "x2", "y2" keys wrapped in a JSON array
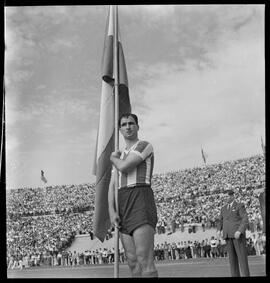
[{"x1": 118, "y1": 185, "x2": 158, "y2": 236}]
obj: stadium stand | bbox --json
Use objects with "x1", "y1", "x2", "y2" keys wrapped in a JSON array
[{"x1": 6, "y1": 154, "x2": 265, "y2": 268}]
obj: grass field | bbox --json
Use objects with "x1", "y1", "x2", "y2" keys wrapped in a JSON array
[{"x1": 6, "y1": 255, "x2": 266, "y2": 278}]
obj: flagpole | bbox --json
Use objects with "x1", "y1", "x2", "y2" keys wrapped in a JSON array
[
  {"x1": 201, "y1": 146, "x2": 206, "y2": 166},
  {"x1": 113, "y1": 5, "x2": 120, "y2": 278},
  {"x1": 0, "y1": 89, "x2": 4, "y2": 177},
  {"x1": 261, "y1": 136, "x2": 265, "y2": 157}
]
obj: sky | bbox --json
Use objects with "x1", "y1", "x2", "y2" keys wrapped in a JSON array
[{"x1": 4, "y1": 5, "x2": 265, "y2": 189}]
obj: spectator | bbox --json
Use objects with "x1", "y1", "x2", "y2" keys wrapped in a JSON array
[
  {"x1": 203, "y1": 239, "x2": 211, "y2": 258},
  {"x1": 210, "y1": 236, "x2": 219, "y2": 258}
]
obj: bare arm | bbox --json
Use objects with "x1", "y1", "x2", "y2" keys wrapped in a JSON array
[{"x1": 110, "y1": 151, "x2": 143, "y2": 174}]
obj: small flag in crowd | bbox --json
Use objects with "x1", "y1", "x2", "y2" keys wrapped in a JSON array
[
  {"x1": 41, "y1": 170, "x2": 47, "y2": 183},
  {"x1": 261, "y1": 136, "x2": 265, "y2": 156},
  {"x1": 201, "y1": 147, "x2": 207, "y2": 164},
  {"x1": 92, "y1": 6, "x2": 131, "y2": 242}
]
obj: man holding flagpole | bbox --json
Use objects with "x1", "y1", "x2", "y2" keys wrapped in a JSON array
[
  {"x1": 108, "y1": 113, "x2": 158, "y2": 278},
  {"x1": 92, "y1": 5, "x2": 131, "y2": 242},
  {"x1": 92, "y1": 5, "x2": 133, "y2": 278}
]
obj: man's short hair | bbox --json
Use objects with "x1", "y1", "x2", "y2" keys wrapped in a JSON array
[{"x1": 118, "y1": 113, "x2": 138, "y2": 127}]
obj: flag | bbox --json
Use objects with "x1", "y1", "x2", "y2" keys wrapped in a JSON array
[
  {"x1": 41, "y1": 170, "x2": 47, "y2": 184},
  {"x1": 93, "y1": 6, "x2": 131, "y2": 242},
  {"x1": 261, "y1": 136, "x2": 265, "y2": 155},
  {"x1": 201, "y1": 148, "x2": 207, "y2": 164}
]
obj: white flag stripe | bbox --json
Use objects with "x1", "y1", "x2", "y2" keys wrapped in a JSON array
[{"x1": 96, "y1": 81, "x2": 114, "y2": 159}]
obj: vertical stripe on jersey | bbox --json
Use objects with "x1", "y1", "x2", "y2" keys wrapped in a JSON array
[
  {"x1": 150, "y1": 154, "x2": 154, "y2": 182},
  {"x1": 120, "y1": 151, "x2": 128, "y2": 188},
  {"x1": 127, "y1": 167, "x2": 137, "y2": 186},
  {"x1": 120, "y1": 171, "x2": 127, "y2": 188},
  {"x1": 133, "y1": 141, "x2": 151, "y2": 185},
  {"x1": 136, "y1": 159, "x2": 147, "y2": 184}
]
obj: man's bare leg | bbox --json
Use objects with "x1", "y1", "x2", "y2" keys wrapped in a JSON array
[
  {"x1": 133, "y1": 224, "x2": 158, "y2": 277},
  {"x1": 120, "y1": 233, "x2": 142, "y2": 277}
]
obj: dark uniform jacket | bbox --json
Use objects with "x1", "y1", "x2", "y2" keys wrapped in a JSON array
[{"x1": 217, "y1": 200, "x2": 249, "y2": 239}]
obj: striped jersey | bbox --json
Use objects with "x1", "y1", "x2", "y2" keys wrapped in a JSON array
[{"x1": 118, "y1": 140, "x2": 154, "y2": 189}]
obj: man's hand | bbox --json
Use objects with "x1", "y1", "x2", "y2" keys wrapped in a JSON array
[
  {"x1": 110, "y1": 150, "x2": 121, "y2": 161},
  {"x1": 234, "y1": 231, "x2": 241, "y2": 239},
  {"x1": 110, "y1": 211, "x2": 121, "y2": 229}
]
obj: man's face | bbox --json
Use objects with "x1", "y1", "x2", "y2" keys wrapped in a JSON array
[
  {"x1": 119, "y1": 116, "x2": 138, "y2": 140},
  {"x1": 226, "y1": 193, "x2": 234, "y2": 203}
]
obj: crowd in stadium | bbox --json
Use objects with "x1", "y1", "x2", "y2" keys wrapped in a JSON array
[
  {"x1": 6, "y1": 154, "x2": 265, "y2": 269},
  {"x1": 153, "y1": 154, "x2": 264, "y2": 234},
  {"x1": 7, "y1": 233, "x2": 266, "y2": 269}
]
